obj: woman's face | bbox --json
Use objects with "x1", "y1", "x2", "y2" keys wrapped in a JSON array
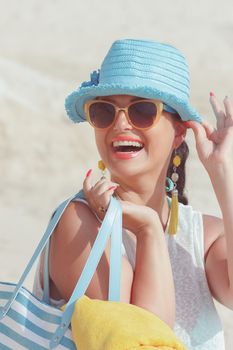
[{"x1": 93, "y1": 95, "x2": 186, "y2": 180}]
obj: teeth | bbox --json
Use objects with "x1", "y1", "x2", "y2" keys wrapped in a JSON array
[{"x1": 113, "y1": 140, "x2": 143, "y2": 147}]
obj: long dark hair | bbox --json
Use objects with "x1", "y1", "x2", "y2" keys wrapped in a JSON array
[{"x1": 166, "y1": 140, "x2": 189, "y2": 205}]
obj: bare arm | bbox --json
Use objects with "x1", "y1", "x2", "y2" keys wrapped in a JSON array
[
  {"x1": 131, "y1": 229, "x2": 175, "y2": 327},
  {"x1": 204, "y1": 165, "x2": 233, "y2": 309},
  {"x1": 186, "y1": 95, "x2": 233, "y2": 310}
]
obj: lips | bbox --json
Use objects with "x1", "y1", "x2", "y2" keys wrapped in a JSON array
[{"x1": 111, "y1": 136, "x2": 144, "y2": 159}]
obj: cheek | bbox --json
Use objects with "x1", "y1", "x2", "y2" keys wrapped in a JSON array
[{"x1": 146, "y1": 123, "x2": 175, "y2": 154}]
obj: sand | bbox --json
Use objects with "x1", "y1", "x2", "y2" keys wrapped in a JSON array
[{"x1": 0, "y1": 0, "x2": 232, "y2": 348}]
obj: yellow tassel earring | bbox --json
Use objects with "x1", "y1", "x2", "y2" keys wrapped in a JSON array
[
  {"x1": 98, "y1": 160, "x2": 106, "y2": 178},
  {"x1": 167, "y1": 151, "x2": 181, "y2": 235}
]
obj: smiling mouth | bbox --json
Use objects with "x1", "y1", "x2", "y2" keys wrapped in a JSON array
[{"x1": 112, "y1": 140, "x2": 144, "y2": 153}]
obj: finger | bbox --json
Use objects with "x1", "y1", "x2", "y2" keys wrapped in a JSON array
[
  {"x1": 94, "y1": 186, "x2": 119, "y2": 217},
  {"x1": 209, "y1": 93, "x2": 225, "y2": 129},
  {"x1": 108, "y1": 185, "x2": 119, "y2": 192},
  {"x1": 92, "y1": 181, "x2": 112, "y2": 197},
  {"x1": 91, "y1": 180, "x2": 119, "y2": 210},
  {"x1": 201, "y1": 120, "x2": 215, "y2": 137},
  {"x1": 83, "y1": 169, "x2": 93, "y2": 195},
  {"x1": 184, "y1": 121, "x2": 207, "y2": 145},
  {"x1": 201, "y1": 121, "x2": 218, "y2": 143},
  {"x1": 223, "y1": 96, "x2": 233, "y2": 122},
  {"x1": 92, "y1": 179, "x2": 119, "y2": 196},
  {"x1": 98, "y1": 189, "x2": 115, "y2": 207}
]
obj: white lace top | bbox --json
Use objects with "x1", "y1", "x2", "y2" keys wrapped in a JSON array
[{"x1": 33, "y1": 199, "x2": 225, "y2": 350}]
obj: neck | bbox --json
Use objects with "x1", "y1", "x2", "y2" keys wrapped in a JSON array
[{"x1": 111, "y1": 172, "x2": 170, "y2": 231}]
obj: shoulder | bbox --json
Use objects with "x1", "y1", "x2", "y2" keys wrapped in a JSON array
[{"x1": 202, "y1": 214, "x2": 224, "y2": 258}]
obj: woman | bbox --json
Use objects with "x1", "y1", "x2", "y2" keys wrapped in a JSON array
[{"x1": 33, "y1": 39, "x2": 233, "y2": 349}]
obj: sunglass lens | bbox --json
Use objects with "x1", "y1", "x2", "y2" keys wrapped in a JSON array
[
  {"x1": 129, "y1": 102, "x2": 157, "y2": 128},
  {"x1": 89, "y1": 102, "x2": 115, "y2": 128}
]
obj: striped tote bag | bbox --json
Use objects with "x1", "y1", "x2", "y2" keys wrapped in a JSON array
[{"x1": 0, "y1": 192, "x2": 122, "y2": 349}]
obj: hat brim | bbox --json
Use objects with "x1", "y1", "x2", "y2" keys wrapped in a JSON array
[{"x1": 65, "y1": 83, "x2": 203, "y2": 124}]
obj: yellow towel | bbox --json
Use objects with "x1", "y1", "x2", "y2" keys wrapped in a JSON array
[{"x1": 63, "y1": 295, "x2": 186, "y2": 350}]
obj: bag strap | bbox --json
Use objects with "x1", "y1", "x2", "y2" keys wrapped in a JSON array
[
  {"x1": 49, "y1": 196, "x2": 122, "y2": 348},
  {"x1": 42, "y1": 240, "x2": 51, "y2": 304},
  {"x1": 108, "y1": 199, "x2": 122, "y2": 301}
]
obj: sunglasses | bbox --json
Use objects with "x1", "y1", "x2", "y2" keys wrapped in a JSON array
[{"x1": 84, "y1": 99, "x2": 166, "y2": 130}]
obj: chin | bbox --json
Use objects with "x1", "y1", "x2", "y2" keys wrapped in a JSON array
[{"x1": 108, "y1": 162, "x2": 147, "y2": 180}]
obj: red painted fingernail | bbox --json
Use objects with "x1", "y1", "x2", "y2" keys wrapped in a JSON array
[
  {"x1": 108, "y1": 186, "x2": 117, "y2": 191},
  {"x1": 85, "y1": 169, "x2": 92, "y2": 178},
  {"x1": 183, "y1": 121, "x2": 191, "y2": 128},
  {"x1": 210, "y1": 91, "x2": 215, "y2": 97}
]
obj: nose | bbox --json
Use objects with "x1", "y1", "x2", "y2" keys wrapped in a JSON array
[{"x1": 113, "y1": 109, "x2": 132, "y2": 130}]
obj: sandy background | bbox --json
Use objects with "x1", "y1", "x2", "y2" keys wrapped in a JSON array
[{"x1": 0, "y1": 0, "x2": 232, "y2": 347}]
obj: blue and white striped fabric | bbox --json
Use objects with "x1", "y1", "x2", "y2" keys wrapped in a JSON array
[
  {"x1": 0, "y1": 191, "x2": 122, "y2": 349},
  {"x1": 0, "y1": 282, "x2": 75, "y2": 350}
]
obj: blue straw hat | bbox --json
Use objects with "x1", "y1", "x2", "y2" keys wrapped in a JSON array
[{"x1": 65, "y1": 39, "x2": 202, "y2": 123}]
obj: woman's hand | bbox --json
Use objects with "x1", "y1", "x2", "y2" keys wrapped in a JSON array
[
  {"x1": 116, "y1": 199, "x2": 163, "y2": 239},
  {"x1": 83, "y1": 170, "x2": 164, "y2": 239},
  {"x1": 185, "y1": 94, "x2": 233, "y2": 174},
  {"x1": 83, "y1": 169, "x2": 119, "y2": 220}
]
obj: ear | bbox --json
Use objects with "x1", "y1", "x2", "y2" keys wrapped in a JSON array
[{"x1": 173, "y1": 121, "x2": 187, "y2": 148}]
